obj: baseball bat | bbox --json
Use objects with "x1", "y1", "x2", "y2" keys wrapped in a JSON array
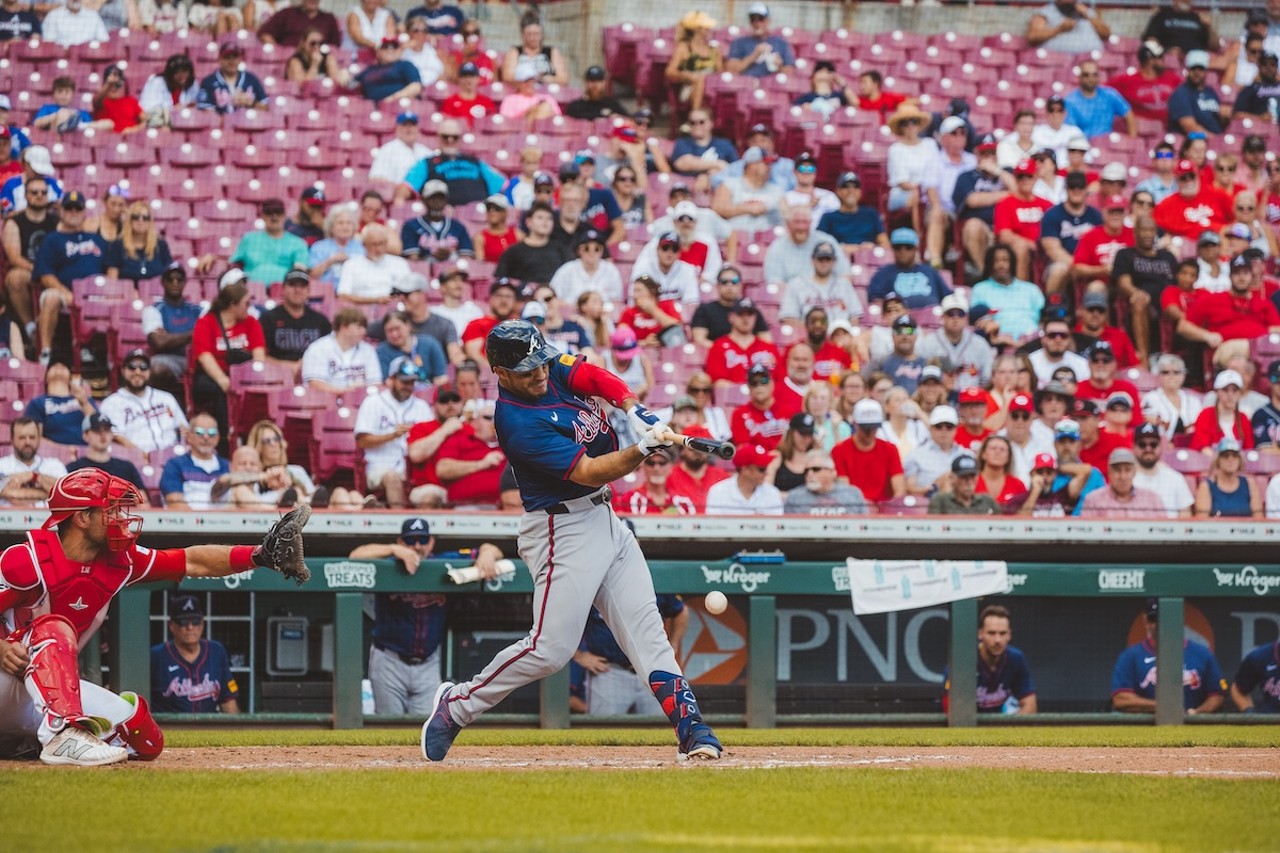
[{"x1": 660, "y1": 430, "x2": 736, "y2": 460}]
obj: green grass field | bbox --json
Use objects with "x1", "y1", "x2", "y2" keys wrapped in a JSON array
[{"x1": 4, "y1": 727, "x2": 1277, "y2": 853}]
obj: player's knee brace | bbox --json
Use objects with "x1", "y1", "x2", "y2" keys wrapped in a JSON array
[
  {"x1": 25, "y1": 614, "x2": 85, "y2": 721},
  {"x1": 110, "y1": 692, "x2": 164, "y2": 761},
  {"x1": 648, "y1": 670, "x2": 706, "y2": 742}
]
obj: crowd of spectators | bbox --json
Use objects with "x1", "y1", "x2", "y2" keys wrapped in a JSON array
[{"x1": 3, "y1": 2, "x2": 1280, "y2": 520}]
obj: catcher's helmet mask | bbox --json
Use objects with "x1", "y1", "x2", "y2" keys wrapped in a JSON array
[
  {"x1": 486, "y1": 319, "x2": 557, "y2": 373},
  {"x1": 44, "y1": 469, "x2": 145, "y2": 552}
]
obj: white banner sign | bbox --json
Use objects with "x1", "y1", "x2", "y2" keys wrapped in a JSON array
[{"x1": 847, "y1": 558, "x2": 1010, "y2": 615}]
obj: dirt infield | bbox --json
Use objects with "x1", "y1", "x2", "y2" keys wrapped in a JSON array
[{"x1": 33, "y1": 745, "x2": 1272, "y2": 777}]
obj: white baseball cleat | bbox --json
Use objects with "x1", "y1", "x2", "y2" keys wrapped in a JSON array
[{"x1": 40, "y1": 727, "x2": 128, "y2": 766}]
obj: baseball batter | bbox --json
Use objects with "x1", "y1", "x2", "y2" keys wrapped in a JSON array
[
  {"x1": 0, "y1": 469, "x2": 310, "y2": 765},
  {"x1": 422, "y1": 320, "x2": 722, "y2": 762}
]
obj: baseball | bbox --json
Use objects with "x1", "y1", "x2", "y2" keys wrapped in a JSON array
[{"x1": 704, "y1": 591, "x2": 728, "y2": 615}]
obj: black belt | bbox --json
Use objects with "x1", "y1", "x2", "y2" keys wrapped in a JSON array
[
  {"x1": 546, "y1": 487, "x2": 612, "y2": 515},
  {"x1": 374, "y1": 643, "x2": 428, "y2": 666}
]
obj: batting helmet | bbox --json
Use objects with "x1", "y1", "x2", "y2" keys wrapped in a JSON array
[
  {"x1": 44, "y1": 469, "x2": 145, "y2": 552},
  {"x1": 486, "y1": 319, "x2": 556, "y2": 372}
]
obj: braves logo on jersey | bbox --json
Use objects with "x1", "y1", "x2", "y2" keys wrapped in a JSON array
[{"x1": 572, "y1": 400, "x2": 607, "y2": 445}]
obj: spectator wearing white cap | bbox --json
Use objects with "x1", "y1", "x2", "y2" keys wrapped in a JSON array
[
  {"x1": 832, "y1": 399, "x2": 905, "y2": 502},
  {"x1": 1080, "y1": 448, "x2": 1165, "y2": 517},
  {"x1": 1168, "y1": 50, "x2": 1228, "y2": 134},
  {"x1": 0, "y1": 145, "x2": 63, "y2": 216},
  {"x1": 705, "y1": 443, "x2": 784, "y2": 516},
  {"x1": 724, "y1": 3, "x2": 795, "y2": 79},
  {"x1": 1027, "y1": 0, "x2": 1109, "y2": 54},
  {"x1": 904, "y1": 405, "x2": 969, "y2": 496},
  {"x1": 916, "y1": 292, "x2": 994, "y2": 390},
  {"x1": 931, "y1": 116, "x2": 976, "y2": 254}
]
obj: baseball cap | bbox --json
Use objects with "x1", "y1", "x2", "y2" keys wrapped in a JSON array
[
  {"x1": 1103, "y1": 194, "x2": 1127, "y2": 211},
  {"x1": 260, "y1": 197, "x2": 286, "y2": 214},
  {"x1": 574, "y1": 149, "x2": 596, "y2": 165},
  {"x1": 1134, "y1": 422, "x2": 1161, "y2": 441},
  {"x1": 1054, "y1": 418, "x2": 1081, "y2": 440},
  {"x1": 837, "y1": 171, "x2": 861, "y2": 188},
  {"x1": 584, "y1": 65, "x2": 606, "y2": 81},
  {"x1": 890, "y1": 228, "x2": 918, "y2": 248},
  {"x1": 610, "y1": 326, "x2": 638, "y2": 353},
  {"x1": 1175, "y1": 158, "x2": 1198, "y2": 176},
  {"x1": 281, "y1": 268, "x2": 309, "y2": 288},
  {"x1": 484, "y1": 193, "x2": 510, "y2": 210},
  {"x1": 1144, "y1": 597, "x2": 1160, "y2": 621},
  {"x1": 434, "y1": 383, "x2": 461, "y2": 404},
  {"x1": 939, "y1": 115, "x2": 966, "y2": 135},
  {"x1": 673, "y1": 200, "x2": 700, "y2": 221},
  {"x1": 400, "y1": 517, "x2": 432, "y2": 544},
  {"x1": 1086, "y1": 340, "x2": 1114, "y2": 360},
  {"x1": 671, "y1": 396, "x2": 698, "y2": 413},
  {"x1": 393, "y1": 272, "x2": 428, "y2": 294},
  {"x1": 1046, "y1": 94, "x2": 1065, "y2": 109},
  {"x1": 533, "y1": 171, "x2": 555, "y2": 187},
  {"x1": 61, "y1": 190, "x2": 87, "y2": 210},
  {"x1": 940, "y1": 292, "x2": 969, "y2": 314},
  {"x1": 667, "y1": 180, "x2": 691, "y2": 195},
  {"x1": 1013, "y1": 158, "x2": 1036, "y2": 177},
  {"x1": 1243, "y1": 134, "x2": 1267, "y2": 153},
  {"x1": 490, "y1": 277, "x2": 520, "y2": 296},
  {"x1": 521, "y1": 300, "x2": 547, "y2": 323},
  {"x1": 1009, "y1": 393, "x2": 1034, "y2": 414},
  {"x1": 1214, "y1": 369, "x2": 1244, "y2": 390},
  {"x1": 1230, "y1": 254, "x2": 1252, "y2": 270},
  {"x1": 747, "y1": 362, "x2": 772, "y2": 381},
  {"x1": 1100, "y1": 162, "x2": 1127, "y2": 183},
  {"x1": 421, "y1": 179, "x2": 448, "y2": 198},
  {"x1": 1184, "y1": 50, "x2": 1210, "y2": 69},
  {"x1": 396, "y1": 111, "x2": 419, "y2": 125},
  {"x1": 929, "y1": 405, "x2": 958, "y2": 426},
  {"x1": 1072, "y1": 398, "x2": 1100, "y2": 418},
  {"x1": 611, "y1": 125, "x2": 639, "y2": 143},
  {"x1": 958, "y1": 387, "x2": 988, "y2": 407},
  {"x1": 733, "y1": 298, "x2": 759, "y2": 315},
  {"x1": 748, "y1": 2, "x2": 770, "y2": 17},
  {"x1": 951, "y1": 454, "x2": 979, "y2": 477},
  {"x1": 301, "y1": 186, "x2": 327, "y2": 207},
  {"x1": 920, "y1": 364, "x2": 943, "y2": 384},
  {"x1": 1081, "y1": 290, "x2": 1109, "y2": 310},
  {"x1": 219, "y1": 41, "x2": 243, "y2": 57},
  {"x1": 892, "y1": 314, "x2": 917, "y2": 332},
  {"x1": 1065, "y1": 135, "x2": 1090, "y2": 152},
  {"x1": 219, "y1": 268, "x2": 248, "y2": 289},
  {"x1": 789, "y1": 413, "x2": 816, "y2": 435},
  {"x1": 378, "y1": 35, "x2": 401, "y2": 49},
  {"x1": 387, "y1": 356, "x2": 421, "y2": 381},
  {"x1": 83, "y1": 413, "x2": 113, "y2": 433},
  {"x1": 169, "y1": 594, "x2": 204, "y2": 619},
  {"x1": 682, "y1": 423, "x2": 713, "y2": 439},
  {"x1": 976, "y1": 135, "x2": 998, "y2": 154},
  {"x1": 459, "y1": 61, "x2": 480, "y2": 77},
  {"x1": 1108, "y1": 447, "x2": 1137, "y2": 467},
  {"x1": 1197, "y1": 230, "x2": 1221, "y2": 246},
  {"x1": 812, "y1": 242, "x2": 837, "y2": 260},
  {"x1": 741, "y1": 146, "x2": 776, "y2": 165},
  {"x1": 852, "y1": 398, "x2": 884, "y2": 426},
  {"x1": 162, "y1": 261, "x2": 186, "y2": 279},
  {"x1": 1225, "y1": 222, "x2": 1253, "y2": 241},
  {"x1": 733, "y1": 443, "x2": 775, "y2": 469},
  {"x1": 557, "y1": 161, "x2": 581, "y2": 181},
  {"x1": 1031, "y1": 452, "x2": 1058, "y2": 472},
  {"x1": 24, "y1": 145, "x2": 55, "y2": 177},
  {"x1": 1105, "y1": 391, "x2": 1133, "y2": 410},
  {"x1": 828, "y1": 319, "x2": 857, "y2": 337},
  {"x1": 1216, "y1": 436, "x2": 1243, "y2": 454},
  {"x1": 1035, "y1": 381, "x2": 1074, "y2": 403}
]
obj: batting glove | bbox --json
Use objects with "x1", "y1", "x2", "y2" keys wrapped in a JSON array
[
  {"x1": 627, "y1": 404, "x2": 660, "y2": 438},
  {"x1": 638, "y1": 424, "x2": 674, "y2": 454}
]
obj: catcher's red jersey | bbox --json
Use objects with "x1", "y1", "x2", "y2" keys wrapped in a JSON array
[{"x1": 0, "y1": 530, "x2": 186, "y2": 643}]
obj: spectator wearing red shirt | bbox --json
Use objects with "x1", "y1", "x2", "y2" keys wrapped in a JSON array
[
  {"x1": 1154, "y1": 159, "x2": 1230, "y2": 239},
  {"x1": 803, "y1": 307, "x2": 853, "y2": 381},
  {"x1": 435, "y1": 398, "x2": 506, "y2": 506},
  {"x1": 1073, "y1": 399, "x2": 1128, "y2": 477},
  {"x1": 730, "y1": 364, "x2": 789, "y2": 451},
  {"x1": 955, "y1": 387, "x2": 992, "y2": 449},
  {"x1": 973, "y1": 434, "x2": 1026, "y2": 507},
  {"x1": 613, "y1": 448, "x2": 699, "y2": 515},
  {"x1": 1075, "y1": 339, "x2": 1141, "y2": 400},
  {"x1": 190, "y1": 281, "x2": 266, "y2": 453},
  {"x1": 771, "y1": 342, "x2": 815, "y2": 419},
  {"x1": 1072, "y1": 195, "x2": 1133, "y2": 288},
  {"x1": 1107, "y1": 40, "x2": 1182, "y2": 123},
  {"x1": 832, "y1": 399, "x2": 906, "y2": 502},
  {"x1": 1190, "y1": 369, "x2": 1255, "y2": 452},
  {"x1": 705, "y1": 298, "x2": 780, "y2": 386},
  {"x1": 994, "y1": 159, "x2": 1053, "y2": 281},
  {"x1": 92, "y1": 66, "x2": 145, "y2": 134},
  {"x1": 461, "y1": 279, "x2": 522, "y2": 364},
  {"x1": 1179, "y1": 255, "x2": 1280, "y2": 354},
  {"x1": 1073, "y1": 293, "x2": 1140, "y2": 369},
  {"x1": 856, "y1": 70, "x2": 908, "y2": 123},
  {"x1": 473, "y1": 194, "x2": 519, "y2": 262},
  {"x1": 664, "y1": 424, "x2": 730, "y2": 512},
  {"x1": 1101, "y1": 391, "x2": 1138, "y2": 441},
  {"x1": 441, "y1": 62, "x2": 497, "y2": 128},
  {"x1": 617, "y1": 274, "x2": 683, "y2": 347},
  {"x1": 405, "y1": 384, "x2": 465, "y2": 508}
]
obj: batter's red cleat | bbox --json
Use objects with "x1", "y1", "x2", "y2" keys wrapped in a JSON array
[
  {"x1": 421, "y1": 681, "x2": 461, "y2": 762},
  {"x1": 679, "y1": 722, "x2": 723, "y2": 761}
]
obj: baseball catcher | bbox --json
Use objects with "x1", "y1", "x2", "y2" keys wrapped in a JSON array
[{"x1": 0, "y1": 469, "x2": 312, "y2": 766}]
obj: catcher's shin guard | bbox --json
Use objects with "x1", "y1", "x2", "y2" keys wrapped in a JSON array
[
  {"x1": 24, "y1": 614, "x2": 87, "y2": 727},
  {"x1": 649, "y1": 670, "x2": 707, "y2": 746},
  {"x1": 109, "y1": 692, "x2": 164, "y2": 760}
]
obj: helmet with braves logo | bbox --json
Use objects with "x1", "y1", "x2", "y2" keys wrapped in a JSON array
[
  {"x1": 43, "y1": 469, "x2": 145, "y2": 552},
  {"x1": 486, "y1": 319, "x2": 557, "y2": 372}
]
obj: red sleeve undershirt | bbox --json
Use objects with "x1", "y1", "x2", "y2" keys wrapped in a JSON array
[{"x1": 564, "y1": 355, "x2": 635, "y2": 410}]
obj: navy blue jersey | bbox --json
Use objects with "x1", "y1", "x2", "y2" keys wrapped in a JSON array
[
  {"x1": 32, "y1": 230, "x2": 107, "y2": 287},
  {"x1": 372, "y1": 593, "x2": 447, "y2": 659},
  {"x1": 495, "y1": 353, "x2": 620, "y2": 511},
  {"x1": 580, "y1": 594, "x2": 685, "y2": 667},
  {"x1": 1111, "y1": 637, "x2": 1225, "y2": 710},
  {"x1": 975, "y1": 646, "x2": 1035, "y2": 712},
  {"x1": 1233, "y1": 641, "x2": 1280, "y2": 713},
  {"x1": 1040, "y1": 204, "x2": 1102, "y2": 254},
  {"x1": 150, "y1": 639, "x2": 238, "y2": 712},
  {"x1": 818, "y1": 207, "x2": 884, "y2": 246}
]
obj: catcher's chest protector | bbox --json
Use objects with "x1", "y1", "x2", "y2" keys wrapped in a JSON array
[{"x1": 13, "y1": 531, "x2": 133, "y2": 639}]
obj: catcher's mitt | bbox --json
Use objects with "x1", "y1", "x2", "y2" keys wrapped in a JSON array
[{"x1": 253, "y1": 505, "x2": 312, "y2": 584}]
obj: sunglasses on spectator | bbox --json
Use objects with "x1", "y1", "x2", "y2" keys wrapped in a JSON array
[
  {"x1": 440, "y1": 134, "x2": 461, "y2": 141},
  {"x1": 193, "y1": 427, "x2": 219, "y2": 437},
  {"x1": 748, "y1": 376, "x2": 772, "y2": 386},
  {"x1": 1178, "y1": 174, "x2": 1197, "y2": 183},
  {"x1": 131, "y1": 213, "x2": 151, "y2": 221},
  {"x1": 944, "y1": 309, "x2": 966, "y2": 318},
  {"x1": 1085, "y1": 306, "x2": 1107, "y2": 313},
  {"x1": 718, "y1": 276, "x2": 741, "y2": 285},
  {"x1": 63, "y1": 203, "x2": 85, "y2": 211},
  {"x1": 932, "y1": 423, "x2": 957, "y2": 430},
  {"x1": 805, "y1": 466, "x2": 833, "y2": 474},
  {"x1": 1215, "y1": 164, "x2": 1235, "y2": 172},
  {"x1": 1044, "y1": 331, "x2": 1071, "y2": 339},
  {"x1": 1154, "y1": 151, "x2": 1174, "y2": 160},
  {"x1": 124, "y1": 362, "x2": 149, "y2": 371},
  {"x1": 659, "y1": 240, "x2": 681, "y2": 251},
  {"x1": 1135, "y1": 440, "x2": 1160, "y2": 449},
  {"x1": 437, "y1": 393, "x2": 462, "y2": 404},
  {"x1": 1009, "y1": 411, "x2": 1031, "y2": 420},
  {"x1": 688, "y1": 385, "x2": 712, "y2": 393},
  {"x1": 1159, "y1": 369, "x2": 1185, "y2": 375},
  {"x1": 174, "y1": 617, "x2": 202, "y2": 628},
  {"x1": 643, "y1": 457, "x2": 671, "y2": 466},
  {"x1": 797, "y1": 164, "x2": 817, "y2": 174},
  {"x1": 614, "y1": 175, "x2": 636, "y2": 183}
]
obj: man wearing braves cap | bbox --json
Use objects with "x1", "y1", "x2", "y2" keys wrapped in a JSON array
[
  {"x1": 32, "y1": 189, "x2": 106, "y2": 365},
  {"x1": 150, "y1": 593, "x2": 239, "y2": 715},
  {"x1": 1153, "y1": 158, "x2": 1230, "y2": 239},
  {"x1": 196, "y1": 42, "x2": 269, "y2": 114},
  {"x1": 0, "y1": 470, "x2": 311, "y2": 765}
]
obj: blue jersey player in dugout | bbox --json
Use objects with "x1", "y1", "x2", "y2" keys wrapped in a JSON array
[{"x1": 421, "y1": 320, "x2": 722, "y2": 762}]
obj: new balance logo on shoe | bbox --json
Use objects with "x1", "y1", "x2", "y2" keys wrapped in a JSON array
[{"x1": 52, "y1": 738, "x2": 94, "y2": 760}]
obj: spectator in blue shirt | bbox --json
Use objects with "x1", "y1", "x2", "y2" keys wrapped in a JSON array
[
  {"x1": 376, "y1": 311, "x2": 448, "y2": 386},
  {"x1": 356, "y1": 37, "x2": 423, "y2": 103},
  {"x1": 32, "y1": 77, "x2": 105, "y2": 134},
  {"x1": 160, "y1": 412, "x2": 232, "y2": 510},
  {"x1": 196, "y1": 42, "x2": 268, "y2": 114},
  {"x1": 818, "y1": 171, "x2": 889, "y2": 250},
  {"x1": 405, "y1": 0, "x2": 465, "y2": 35},
  {"x1": 0, "y1": 94, "x2": 32, "y2": 159},
  {"x1": 396, "y1": 118, "x2": 506, "y2": 206},
  {"x1": 143, "y1": 262, "x2": 203, "y2": 386},
  {"x1": 24, "y1": 362, "x2": 98, "y2": 446},
  {"x1": 670, "y1": 108, "x2": 738, "y2": 190},
  {"x1": 724, "y1": 3, "x2": 795, "y2": 78},
  {"x1": 1167, "y1": 50, "x2": 1227, "y2": 135},
  {"x1": 401, "y1": 181, "x2": 473, "y2": 261},
  {"x1": 866, "y1": 228, "x2": 952, "y2": 308},
  {"x1": 32, "y1": 190, "x2": 106, "y2": 365},
  {"x1": 1039, "y1": 171, "x2": 1102, "y2": 295},
  {"x1": 1064, "y1": 59, "x2": 1137, "y2": 138}
]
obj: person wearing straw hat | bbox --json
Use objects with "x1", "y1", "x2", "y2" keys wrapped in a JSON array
[
  {"x1": 886, "y1": 102, "x2": 942, "y2": 245},
  {"x1": 666, "y1": 10, "x2": 722, "y2": 112}
]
